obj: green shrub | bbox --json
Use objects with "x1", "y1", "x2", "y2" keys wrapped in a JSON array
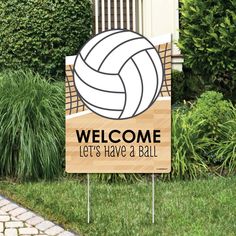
[
  {"x1": 189, "y1": 91, "x2": 236, "y2": 166},
  {"x1": 170, "y1": 107, "x2": 208, "y2": 180},
  {"x1": 182, "y1": 66, "x2": 207, "y2": 101},
  {"x1": 172, "y1": 70, "x2": 185, "y2": 103},
  {"x1": 168, "y1": 91, "x2": 236, "y2": 179},
  {"x1": 190, "y1": 91, "x2": 233, "y2": 139},
  {"x1": 0, "y1": 0, "x2": 92, "y2": 79},
  {"x1": 213, "y1": 115, "x2": 236, "y2": 175},
  {"x1": 172, "y1": 69, "x2": 206, "y2": 103},
  {"x1": 196, "y1": 96, "x2": 236, "y2": 175},
  {"x1": 0, "y1": 70, "x2": 64, "y2": 180},
  {"x1": 179, "y1": 0, "x2": 236, "y2": 86}
]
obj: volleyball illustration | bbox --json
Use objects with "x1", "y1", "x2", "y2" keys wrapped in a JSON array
[{"x1": 73, "y1": 29, "x2": 164, "y2": 119}]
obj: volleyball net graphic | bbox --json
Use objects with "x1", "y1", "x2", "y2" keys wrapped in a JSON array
[{"x1": 66, "y1": 34, "x2": 171, "y2": 117}]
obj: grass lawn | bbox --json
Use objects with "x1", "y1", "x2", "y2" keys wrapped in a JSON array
[{"x1": 0, "y1": 177, "x2": 236, "y2": 236}]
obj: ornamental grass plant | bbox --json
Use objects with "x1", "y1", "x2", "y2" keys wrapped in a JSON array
[{"x1": 0, "y1": 70, "x2": 64, "y2": 180}]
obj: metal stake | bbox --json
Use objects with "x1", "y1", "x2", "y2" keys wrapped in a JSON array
[
  {"x1": 87, "y1": 173, "x2": 90, "y2": 223},
  {"x1": 152, "y1": 173, "x2": 155, "y2": 224}
]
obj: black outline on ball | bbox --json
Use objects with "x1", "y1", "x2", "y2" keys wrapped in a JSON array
[
  {"x1": 98, "y1": 36, "x2": 142, "y2": 71},
  {"x1": 84, "y1": 29, "x2": 123, "y2": 60},
  {"x1": 130, "y1": 58, "x2": 143, "y2": 116},
  {"x1": 74, "y1": 54, "x2": 125, "y2": 94},
  {"x1": 118, "y1": 74, "x2": 127, "y2": 119},
  {"x1": 146, "y1": 49, "x2": 162, "y2": 106},
  {"x1": 73, "y1": 28, "x2": 165, "y2": 120}
]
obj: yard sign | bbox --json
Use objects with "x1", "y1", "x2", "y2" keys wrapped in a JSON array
[{"x1": 65, "y1": 30, "x2": 171, "y2": 173}]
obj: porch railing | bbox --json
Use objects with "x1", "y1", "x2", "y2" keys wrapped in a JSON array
[{"x1": 94, "y1": 0, "x2": 143, "y2": 34}]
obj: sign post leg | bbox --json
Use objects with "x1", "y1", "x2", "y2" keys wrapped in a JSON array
[
  {"x1": 152, "y1": 173, "x2": 155, "y2": 224},
  {"x1": 87, "y1": 173, "x2": 90, "y2": 223}
]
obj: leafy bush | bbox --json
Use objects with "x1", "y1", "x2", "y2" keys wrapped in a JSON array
[
  {"x1": 172, "y1": 69, "x2": 206, "y2": 103},
  {"x1": 194, "y1": 93, "x2": 236, "y2": 172},
  {"x1": 213, "y1": 115, "x2": 236, "y2": 175},
  {"x1": 189, "y1": 91, "x2": 235, "y2": 166},
  {"x1": 168, "y1": 91, "x2": 236, "y2": 180},
  {"x1": 0, "y1": 0, "x2": 92, "y2": 79},
  {"x1": 172, "y1": 70, "x2": 185, "y2": 103},
  {"x1": 182, "y1": 66, "x2": 207, "y2": 100},
  {"x1": 179, "y1": 0, "x2": 236, "y2": 90},
  {"x1": 170, "y1": 108, "x2": 208, "y2": 180},
  {"x1": 190, "y1": 91, "x2": 233, "y2": 139},
  {"x1": 0, "y1": 70, "x2": 64, "y2": 180}
]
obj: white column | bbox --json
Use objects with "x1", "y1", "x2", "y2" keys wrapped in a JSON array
[
  {"x1": 114, "y1": 0, "x2": 118, "y2": 28},
  {"x1": 101, "y1": 0, "x2": 105, "y2": 31},
  {"x1": 120, "y1": 0, "x2": 124, "y2": 28},
  {"x1": 108, "y1": 0, "x2": 111, "y2": 29},
  {"x1": 138, "y1": 0, "x2": 143, "y2": 34},
  {"x1": 132, "y1": 0, "x2": 136, "y2": 31},
  {"x1": 126, "y1": 0, "x2": 130, "y2": 29}
]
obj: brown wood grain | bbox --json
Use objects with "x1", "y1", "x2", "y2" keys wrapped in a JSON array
[{"x1": 66, "y1": 99, "x2": 171, "y2": 173}]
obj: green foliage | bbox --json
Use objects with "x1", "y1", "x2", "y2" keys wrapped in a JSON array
[
  {"x1": 191, "y1": 91, "x2": 233, "y2": 138},
  {"x1": 0, "y1": 70, "x2": 64, "y2": 180},
  {"x1": 213, "y1": 118, "x2": 236, "y2": 174},
  {"x1": 0, "y1": 0, "x2": 92, "y2": 79},
  {"x1": 172, "y1": 70, "x2": 185, "y2": 103},
  {"x1": 169, "y1": 91, "x2": 236, "y2": 179},
  {"x1": 207, "y1": 102, "x2": 236, "y2": 174},
  {"x1": 170, "y1": 107, "x2": 208, "y2": 180},
  {"x1": 179, "y1": 0, "x2": 236, "y2": 87},
  {"x1": 182, "y1": 66, "x2": 207, "y2": 100},
  {"x1": 172, "y1": 69, "x2": 207, "y2": 103},
  {"x1": 190, "y1": 91, "x2": 236, "y2": 167}
]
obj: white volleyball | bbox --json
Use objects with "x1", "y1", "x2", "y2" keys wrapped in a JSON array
[{"x1": 73, "y1": 29, "x2": 163, "y2": 119}]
